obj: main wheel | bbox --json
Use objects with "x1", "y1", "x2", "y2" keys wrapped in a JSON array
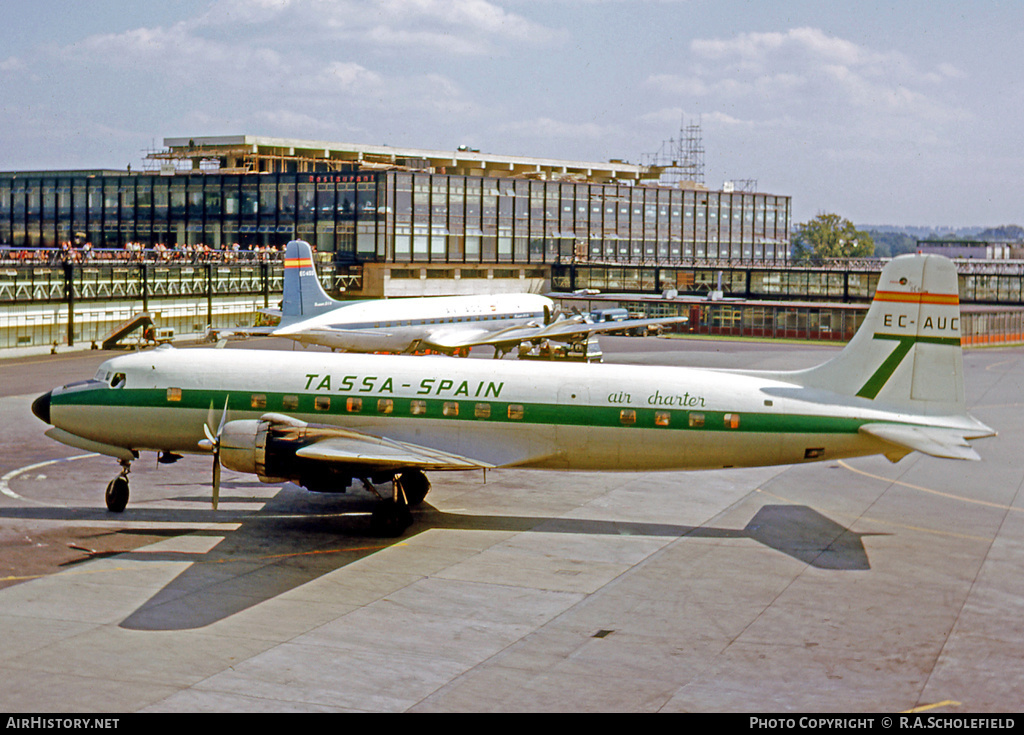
[
  {"x1": 399, "y1": 469, "x2": 431, "y2": 507},
  {"x1": 370, "y1": 500, "x2": 413, "y2": 537},
  {"x1": 105, "y1": 476, "x2": 129, "y2": 513}
]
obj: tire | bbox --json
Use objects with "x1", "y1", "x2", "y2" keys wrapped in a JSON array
[
  {"x1": 399, "y1": 469, "x2": 431, "y2": 506},
  {"x1": 105, "y1": 476, "x2": 129, "y2": 513}
]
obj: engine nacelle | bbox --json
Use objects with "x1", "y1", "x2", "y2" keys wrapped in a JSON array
[
  {"x1": 218, "y1": 414, "x2": 357, "y2": 492},
  {"x1": 218, "y1": 419, "x2": 274, "y2": 478}
]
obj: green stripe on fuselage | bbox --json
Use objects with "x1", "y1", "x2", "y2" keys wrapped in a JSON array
[{"x1": 53, "y1": 386, "x2": 867, "y2": 436}]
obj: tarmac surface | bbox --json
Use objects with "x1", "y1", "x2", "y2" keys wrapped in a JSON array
[{"x1": 0, "y1": 335, "x2": 1021, "y2": 712}]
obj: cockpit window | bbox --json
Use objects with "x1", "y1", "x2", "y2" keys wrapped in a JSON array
[{"x1": 111, "y1": 373, "x2": 126, "y2": 388}]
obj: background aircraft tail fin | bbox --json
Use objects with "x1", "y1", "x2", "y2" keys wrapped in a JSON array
[
  {"x1": 790, "y1": 254, "x2": 967, "y2": 415},
  {"x1": 281, "y1": 240, "x2": 338, "y2": 318}
]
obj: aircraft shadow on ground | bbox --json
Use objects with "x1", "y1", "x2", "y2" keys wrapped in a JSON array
[{"x1": 0, "y1": 489, "x2": 882, "y2": 631}]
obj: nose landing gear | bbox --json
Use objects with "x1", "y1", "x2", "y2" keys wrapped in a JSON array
[{"x1": 104, "y1": 459, "x2": 132, "y2": 513}]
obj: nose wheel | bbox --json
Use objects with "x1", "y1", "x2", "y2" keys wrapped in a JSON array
[{"x1": 104, "y1": 460, "x2": 132, "y2": 513}]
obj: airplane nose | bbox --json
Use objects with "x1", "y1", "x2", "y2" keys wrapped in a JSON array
[{"x1": 31, "y1": 391, "x2": 52, "y2": 425}]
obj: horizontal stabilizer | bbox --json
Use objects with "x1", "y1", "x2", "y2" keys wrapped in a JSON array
[
  {"x1": 858, "y1": 423, "x2": 983, "y2": 461},
  {"x1": 295, "y1": 429, "x2": 493, "y2": 471}
]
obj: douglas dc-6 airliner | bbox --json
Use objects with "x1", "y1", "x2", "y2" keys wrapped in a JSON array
[
  {"x1": 32, "y1": 254, "x2": 994, "y2": 535},
  {"x1": 213, "y1": 239, "x2": 686, "y2": 357}
]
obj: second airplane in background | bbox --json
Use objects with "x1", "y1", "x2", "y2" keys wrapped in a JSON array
[{"x1": 218, "y1": 240, "x2": 686, "y2": 357}]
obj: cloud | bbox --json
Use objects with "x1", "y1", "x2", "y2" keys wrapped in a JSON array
[
  {"x1": 0, "y1": 55, "x2": 26, "y2": 73},
  {"x1": 194, "y1": 0, "x2": 559, "y2": 54},
  {"x1": 495, "y1": 116, "x2": 612, "y2": 144},
  {"x1": 647, "y1": 26, "x2": 971, "y2": 131}
]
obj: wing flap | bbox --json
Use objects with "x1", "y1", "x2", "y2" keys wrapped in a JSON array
[
  {"x1": 294, "y1": 429, "x2": 493, "y2": 471},
  {"x1": 858, "y1": 423, "x2": 982, "y2": 461}
]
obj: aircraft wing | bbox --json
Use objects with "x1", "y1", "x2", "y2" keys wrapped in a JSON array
[
  {"x1": 206, "y1": 325, "x2": 278, "y2": 341},
  {"x1": 422, "y1": 315, "x2": 689, "y2": 351},
  {"x1": 533, "y1": 315, "x2": 689, "y2": 343},
  {"x1": 273, "y1": 325, "x2": 395, "y2": 339},
  {"x1": 422, "y1": 326, "x2": 539, "y2": 350},
  {"x1": 294, "y1": 425, "x2": 494, "y2": 471},
  {"x1": 858, "y1": 423, "x2": 983, "y2": 461}
]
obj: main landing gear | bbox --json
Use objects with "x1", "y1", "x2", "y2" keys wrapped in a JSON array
[
  {"x1": 100, "y1": 456, "x2": 432, "y2": 537},
  {"x1": 367, "y1": 469, "x2": 431, "y2": 537},
  {"x1": 104, "y1": 459, "x2": 133, "y2": 513}
]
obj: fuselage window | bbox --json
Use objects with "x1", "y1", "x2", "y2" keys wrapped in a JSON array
[
  {"x1": 508, "y1": 404, "x2": 524, "y2": 420},
  {"x1": 346, "y1": 397, "x2": 362, "y2": 412},
  {"x1": 655, "y1": 411, "x2": 671, "y2": 427},
  {"x1": 474, "y1": 403, "x2": 491, "y2": 419},
  {"x1": 166, "y1": 387, "x2": 181, "y2": 402},
  {"x1": 378, "y1": 398, "x2": 394, "y2": 414},
  {"x1": 443, "y1": 401, "x2": 459, "y2": 417},
  {"x1": 688, "y1": 412, "x2": 705, "y2": 428},
  {"x1": 410, "y1": 400, "x2": 427, "y2": 415},
  {"x1": 251, "y1": 394, "x2": 267, "y2": 409},
  {"x1": 314, "y1": 396, "x2": 331, "y2": 411},
  {"x1": 724, "y1": 413, "x2": 740, "y2": 429},
  {"x1": 282, "y1": 395, "x2": 299, "y2": 411},
  {"x1": 620, "y1": 409, "x2": 637, "y2": 425}
]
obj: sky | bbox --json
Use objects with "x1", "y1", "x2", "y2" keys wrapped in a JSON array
[{"x1": 1, "y1": 0, "x2": 1022, "y2": 227}]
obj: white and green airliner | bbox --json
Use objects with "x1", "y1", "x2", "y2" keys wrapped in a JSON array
[{"x1": 32, "y1": 254, "x2": 995, "y2": 534}]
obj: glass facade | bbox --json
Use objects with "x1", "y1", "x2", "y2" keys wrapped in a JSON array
[
  {"x1": 1, "y1": 170, "x2": 791, "y2": 264},
  {"x1": 0, "y1": 172, "x2": 383, "y2": 258}
]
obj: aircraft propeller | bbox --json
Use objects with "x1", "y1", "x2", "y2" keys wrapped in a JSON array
[{"x1": 199, "y1": 395, "x2": 230, "y2": 510}]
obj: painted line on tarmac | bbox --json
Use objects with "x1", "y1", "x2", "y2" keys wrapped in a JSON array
[
  {"x1": 0, "y1": 453, "x2": 98, "y2": 503},
  {"x1": 838, "y1": 460, "x2": 1023, "y2": 513}
]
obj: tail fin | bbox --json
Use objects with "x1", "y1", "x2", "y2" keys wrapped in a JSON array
[
  {"x1": 281, "y1": 240, "x2": 338, "y2": 318},
  {"x1": 791, "y1": 254, "x2": 966, "y2": 415}
]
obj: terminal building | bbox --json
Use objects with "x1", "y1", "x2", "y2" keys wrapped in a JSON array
[{"x1": 1, "y1": 135, "x2": 792, "y2": 297}]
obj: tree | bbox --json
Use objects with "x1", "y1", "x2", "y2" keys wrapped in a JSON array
[{"x1": 791, "y1": 213, "x2": 874, "y2": 261}]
